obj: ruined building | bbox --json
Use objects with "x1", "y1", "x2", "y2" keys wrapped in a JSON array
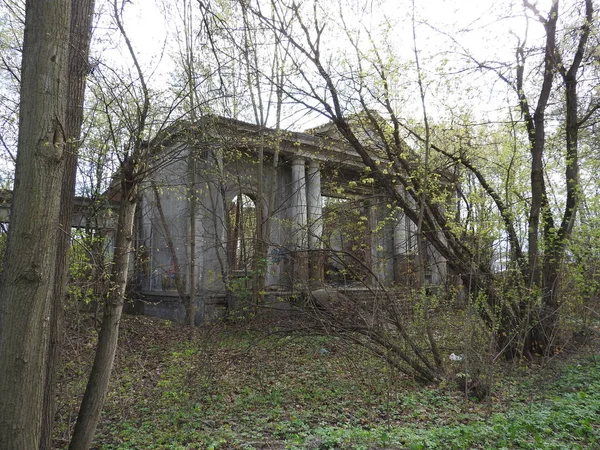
[{"x1": 131, "y1": 116, "x2": 448, "y2": 323}]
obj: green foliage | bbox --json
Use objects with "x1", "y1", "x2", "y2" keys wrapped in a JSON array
[
  {"x1": 67, "y1": 230, "x2": 111, "y2": 305},
  {"x1": 322, "y1": 198, "x2": 371, "y2": 282},
  {"x1": 56, "y1": 316, "x2": 600, "y2": 449},
  {"x1": 227, "y1": 257, "x2": 268, "y2": 309}
]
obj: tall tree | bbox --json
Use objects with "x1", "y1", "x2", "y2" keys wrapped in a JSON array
[
  {"x1": 69, "y1": 0, "x2": 183, "y2": 444},
  {"x1": 518, "y1": 0, "x2": 593, "y2": 354},
  {"x1": 0, "y1": 0, "x2": 71, "y2": 448},
  {"x1": 40, "y1": 2, "x2": 96, "y2": 449},
  {"x1": 0, "y1": 0, "x2": 23, "y2": 181},
  {"x1": 249, "y1": 0, "x2": 597, "y2": 357},
  {"x1": 445, "y1": 0, "x2": 596, "y2": 353}
]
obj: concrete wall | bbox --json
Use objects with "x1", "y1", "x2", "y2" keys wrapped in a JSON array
[{"x1": 135, "y1": 138, "x2": 449, "y2": 324}]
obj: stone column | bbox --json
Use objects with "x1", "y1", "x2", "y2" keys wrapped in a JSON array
[
  {"x1": 306, "y1": 160, "x2": 323, "y2": 284},
  {"x1": 290, "y1": 157, "x2": 308, "y2": 283},
  {"x1": 393, "y1": 208, "x2": 406, "y2": 281},
  {"x1": 393, "y1": 209, "x2": 407, "y2": 247},
  {"x1": 393, "y1": 186, "x2": 419, "y2": 287},
  {"x1": 429, "y1": 231, "x2": 448, "y2": 285},
  {"x1": 369, "y1": 196, "x2": 395, "y2": 287}
]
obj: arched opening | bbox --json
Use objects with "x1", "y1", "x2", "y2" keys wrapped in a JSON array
[{"x1": 227, "y1": 193, "x2": 257, "y2": 272}]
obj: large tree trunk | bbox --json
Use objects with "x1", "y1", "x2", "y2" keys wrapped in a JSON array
[
  {"x1": 40, "y1": 2, "x2": 96, "y2": 448},
  {"x1": 522, "y1": 0, "x2": 591, "y2": 357},
  {"x1": 0, "y1": 1, "x2": 71, "y2": 448},
  {"x1": 69, "y1": 173, "x2": 137, "y2": 450}
]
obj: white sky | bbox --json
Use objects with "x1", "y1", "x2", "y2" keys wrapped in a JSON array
[{"x1": 105, "y1": 0, "x2": 541, "y2": 94}]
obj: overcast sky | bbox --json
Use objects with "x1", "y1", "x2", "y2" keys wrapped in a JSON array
[{"x1": 88, "y1": 0, "x2": 554, "y2": 132}]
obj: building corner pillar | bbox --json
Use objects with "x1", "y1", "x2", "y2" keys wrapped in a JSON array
[
  {"x1": 290, "y1": 157, "x2": 308, "y2": 283},
  {"x1": 307, "y1": 160, "x2": 323, "y2": 284}
]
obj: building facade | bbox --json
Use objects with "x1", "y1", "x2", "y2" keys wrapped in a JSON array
[{"x1": 132, "y1": 116, "x2": 448, "y2": 323}]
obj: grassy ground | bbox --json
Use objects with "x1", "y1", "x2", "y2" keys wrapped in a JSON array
[{"x1": 54, "y1": 314, "x2": 600, "y2": 449}]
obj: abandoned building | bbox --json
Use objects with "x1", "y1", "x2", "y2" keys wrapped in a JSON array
[{"x1": 131, "y1": 115, "x2": 448, "y2": 323}]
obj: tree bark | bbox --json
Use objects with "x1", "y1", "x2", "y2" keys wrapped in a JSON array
[
  {"x1": 526, "y1": 0, "x2": 592, "y2": 355},
  {"x1": 40, "y1": 2, "x2": 96, "y2": 448},
  {"x1": 0, "y1": 1, "x2": 71, "y2": 448}
]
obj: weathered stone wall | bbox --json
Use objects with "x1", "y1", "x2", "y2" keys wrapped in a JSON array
[{"x1": 133, "y1": 119, "x2": 449, "y2": 324}]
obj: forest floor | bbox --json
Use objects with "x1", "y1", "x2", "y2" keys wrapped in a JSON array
[{"x1": 53, "y1": 312, "x2": 600, "y2": 449}]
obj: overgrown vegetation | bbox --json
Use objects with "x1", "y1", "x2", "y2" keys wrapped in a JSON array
[
  {"x1": 54, "y1": 313, "x2": 600, "y2": 449},
  {"x1": 1, "y1": 0, "x2": 599, "y2": 447}
]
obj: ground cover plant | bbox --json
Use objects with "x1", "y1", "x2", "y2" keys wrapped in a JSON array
[{"x1": 54, "y1": 313, "x2": 600, "y2": 450}]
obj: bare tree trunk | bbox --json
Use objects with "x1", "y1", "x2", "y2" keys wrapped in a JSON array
[
  {"x1": 182, "y1": 0, "x2": 198, "y2": 326},
  {"x1": 239, "y1": 3, "x2": 268, "y2": 304},
  {"x1": 69, "y1": 0, "x2": 151, "y2": 446},
  {"x1": 228, "y1": 196, "x2": 242, "y2": 270},
  {"x1": 411, "y1": 1, "x2": 442, "y2": 373},
  {"x1": 521, "y1": 0, "x2": 592, "y2": 356},
  {"x1": 0, "y1": 1, "x2": 71, "y2": 448},
  {"x1": 40, "y1": 2, "x2": 95, "y2": 448},
  {"x1": 69, "y1": 174, "x2": 137, "y2": 450},
  {"x1": 187, "y1": 153, "x2": 197, "y2": 325}
]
